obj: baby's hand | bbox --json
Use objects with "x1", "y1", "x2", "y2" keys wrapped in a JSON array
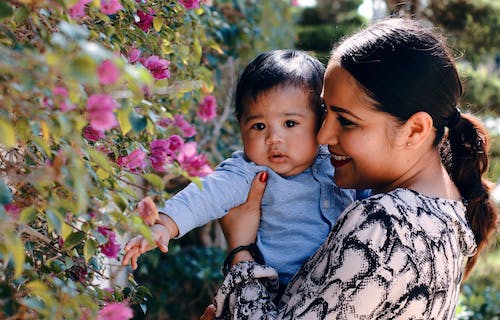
[{"x1": 122, "y1": 223, "x2": 171, "y2": 270}]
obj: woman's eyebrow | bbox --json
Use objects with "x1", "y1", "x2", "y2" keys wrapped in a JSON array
[{"x1": 329, "y1": 105, "x2": 363, "y2": 120}]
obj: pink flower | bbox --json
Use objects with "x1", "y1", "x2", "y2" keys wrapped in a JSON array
[
  {"x1": 4, "y1": 204, "x2": 20, "y2": 219},
  {"x1": 86, "y1": 94, "x2": 118, "y2": 131},
  {"x1": 98, "y1": 302, "x2": 133, "y2": 320},
  {"x1": 68, "y1": 0, "x2": 91, "y2": 19},
  {"x1": 83, "y1": 125, "x2": 105, "y2": 142},
  {"x1": 177, "y1": 142, "x2": 212, "y2": 177},
  {"x1": 136, "y1": 9, "x2": 155, "y2": 32},
  {"x1": 98, "y1": 60, "x2": 121, "y2": 85},
  {"x1": 174, "y1": 115, "x2": 196, "y2": 137},
  {"x1": 197, "y1": 95, "x2": 217, "y2": 122},
  {"x1": 291, "y1": 0, "x2": 299, "y2": 6},
  {"x1": 178, "y1": 0, "x2": 201, "y2": 9},
  {"x1": 149, "y1": 136, "x2": 184, "y2": 172},
  {"x1": 128, "y1": 48, "x2": 142, "y2": 63},
  {"x1": 100, "y1": 0, "x2": 122, "y2": 15},
  {"x1": 142, "y1": 55, "x2": 170, "y2": 80},
  {"x1": 97, "y1": 227, "x2": 120, "y2": 259},
  {"x1": 53, "y1": 86, "x2": 76, "y2": 112},
  {"x1": 116, "y1": 149, "x2": 147, "y2": 171}
]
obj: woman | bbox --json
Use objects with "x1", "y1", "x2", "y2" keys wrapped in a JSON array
[{"x1": 205, "y1": 18, "x2": 497, "y2": 319}]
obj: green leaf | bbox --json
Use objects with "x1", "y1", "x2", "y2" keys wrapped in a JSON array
[
  {"x1": 0, "y1": 1, "x2": 14, "y2": 20},
  {"x1": 87, "y1": 148, "x2": 112, "y2": 172},
  {"x1": 153, "y1": 16, "x2": 163, "y2": 32},
  {"x1": 4, "y1": 232, "x2": 25, "y2": 278},
  {"x1": 63, "y1": 231, "x2": 86, "y2": 251},
  {"x1": 117, "y1": 108, "x2": 132, "y2": 135},
  {"x1": 0, "y1": 118, "x2": 16, "y2": 148},
  {"x1": 190, "y1": 176, "x2": 202, "y2": 190},
  {"x1": 45, "y1": 208, "x2": 64, "y2": 235},
  {"x1": 112, "y1": 193, "x2": 128, "y2": 212},
  {"x1": 0, "y1": 179, "x2": 12, "y2": 205},
  {"x1": 20, "y1": 297, "x2": 45, "y2": 312},
  {"x1": 83, "y1": 238, "x2": 97, "y2": 262},
  {"x1": 19, "y1": 207, "x2": 37, "y2": 224},
  {"x1": 143, "y1": 173, "x2": 164, "y2": 190}
]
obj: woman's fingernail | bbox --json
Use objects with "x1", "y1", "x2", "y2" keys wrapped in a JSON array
[{"x1": 259, "y1": 172, "x2": 268, "y2": 182}]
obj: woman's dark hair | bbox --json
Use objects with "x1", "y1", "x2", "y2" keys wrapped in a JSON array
[
  {"x1": 234, "y1": 49, "x2": 325, "y2": 127},
  {"x1": 330, "y1": 18, "x2": 497, "y2": 279}
]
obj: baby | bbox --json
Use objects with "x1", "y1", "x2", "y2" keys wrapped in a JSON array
[{"x1": 123, "y1": 49, "x2": 368, "y2": 285}]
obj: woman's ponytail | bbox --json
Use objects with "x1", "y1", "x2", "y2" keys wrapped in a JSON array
[{"x1": 445, "y1": 112, "x2": 498, "y2": 279}]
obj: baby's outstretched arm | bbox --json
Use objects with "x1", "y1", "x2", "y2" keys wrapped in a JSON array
[{"x1": 122, "y1": 198, "x2": 179, "y2": 269}]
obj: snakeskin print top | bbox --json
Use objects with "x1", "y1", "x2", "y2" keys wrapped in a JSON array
[{"x1": 214, "y1": 188, "x2": 477, "y2": 320}]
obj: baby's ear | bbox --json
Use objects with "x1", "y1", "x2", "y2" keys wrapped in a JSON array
[{"x1": 401, "y1": 111, "x2": 434, "y2": 148}]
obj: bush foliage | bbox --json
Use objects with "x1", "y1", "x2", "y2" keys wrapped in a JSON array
[{"x1": 0, "y1": 0, "x2": 294, "y2": 318}]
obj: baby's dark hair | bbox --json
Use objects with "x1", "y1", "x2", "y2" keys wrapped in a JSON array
[
  {"x1": 234, "y1": 49, "x2": 325, "y2": 125},
  {"x1": 331, "y1": 17, "x2": 497, "y2": 279}
]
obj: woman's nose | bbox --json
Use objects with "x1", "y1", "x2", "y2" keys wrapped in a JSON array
[{"x1": 317, "y1": 117, "x2": 339, "y2": 146}]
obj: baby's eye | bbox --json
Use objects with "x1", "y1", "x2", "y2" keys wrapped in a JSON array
[
  {"x1": 252, "y1": 123, "x2": 266, "y2": 130},
  {"x1": 284, "y1": 120, "x2": 297, "y2": 128},
  {"x1": 337, "y1": 116, "x2": 355, "y2": 127}
]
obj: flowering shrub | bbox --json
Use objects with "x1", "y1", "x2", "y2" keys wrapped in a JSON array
[{"x1": 0, "y1": 0, "x2": 295, "y2": 318}]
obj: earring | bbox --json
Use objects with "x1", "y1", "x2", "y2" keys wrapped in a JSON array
[{"x1": 407, "y1": 142, "x2": 412, "y2": 147}]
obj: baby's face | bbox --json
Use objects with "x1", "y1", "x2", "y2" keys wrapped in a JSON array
[{"x1": 239, "y1": 86, "x2": 319, "y2": 177}]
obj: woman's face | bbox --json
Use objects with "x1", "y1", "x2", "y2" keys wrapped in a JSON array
[{"x1": 318, "y1": 65, "x2": 410, "y2": 193}]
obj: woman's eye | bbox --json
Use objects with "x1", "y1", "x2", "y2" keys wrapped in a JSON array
[
  {"x1": 284, "y1": 120, "x2": 297, "y2": 128},
  {"x1": 251, "y1": 123, "x2": 265, "y2": 130},
  {"x1": 337, "y1": 116, "x2": 355, "y2": 127}
]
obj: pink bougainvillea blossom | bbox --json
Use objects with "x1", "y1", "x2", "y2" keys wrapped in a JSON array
[
  {"x1": 178, "y1": 0, "x2": 201, "y2": 9},
  {"x1": 97, "y1": 227, "x2": 120, "y2": 259},
  {"x1": 149, "y1": 136, "x2": 184, "y2": 172},
  {"x1": 86, "y1": 94, "x2": 118, "y2": 131},
  {"x1": 142, "y1": 55, "x2": 170, "y2": 80},
  {"x1": 100, "y1": 0, "x2": 123, "y2": 15},
  {"x1": 291, "y1": 0, "x2": 299, "y2": 6},
  {"x1": 136, "y1": 9, "x2": 155, "y2": 32},
  {"x1": 52, "y1": 86, "x2": 76, "y2": 112},
  {"x1": 98, "y1": 302, "x2": 133, "y2": 320},
  {"x1": 197, "y1": 95, "x2": 217, "y2": 122},
  {"x1": 177, "y1": 142, "x2": 212, "y2": 177},
  {"x1": 68, "y1": 0, "x2": 91, "y2": 19},
  {"x1": 4, "y1": 204, "x2": 20, "y2": 219},
  {"x1": 128, "y1": 47, "x2": 142, "y2": 63},
  {"x1": 116, "y1": 149, "x2": 147, "y2": 171},
  {"x1": 174, "y1": 115, "x2": 196, "y2": 137},
  {"x1": 98, "y1": 60, "x2": 121, "y2": 85},
  {"x1": 83, "y1": 125, "x2": 105, "y2": 142}
]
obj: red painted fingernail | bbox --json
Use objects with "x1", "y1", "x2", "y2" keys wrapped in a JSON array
[{"x1": 259, "y1": 172, "x2": 268, "y2": 182}]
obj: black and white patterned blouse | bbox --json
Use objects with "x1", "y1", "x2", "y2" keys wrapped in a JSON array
[{"x1": 214, "y1": 188, "x2": 477, "y2": 320}]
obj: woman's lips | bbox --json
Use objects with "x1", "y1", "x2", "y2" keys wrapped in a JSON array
[{"x1": 330, "y1": 153, "x2": 351, "y2": 168}]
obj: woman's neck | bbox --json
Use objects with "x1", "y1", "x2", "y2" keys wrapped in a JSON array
[{"x1": 379, "y1": 148, "x2": 461, "y2": 201}]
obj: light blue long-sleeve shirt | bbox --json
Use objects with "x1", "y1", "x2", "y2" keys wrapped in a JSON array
[{"x1": 161, "y1": 146, "x2": 369, "y2": 284}]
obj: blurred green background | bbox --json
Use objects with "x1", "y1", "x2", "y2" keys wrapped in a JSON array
[{"x1": 131, "y1": 0, "x2": 499, "y2": 319}]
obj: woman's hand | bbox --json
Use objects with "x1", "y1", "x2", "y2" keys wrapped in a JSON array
[{"x1": 219, "y1": 171, "x2": 268, "y2": 253}]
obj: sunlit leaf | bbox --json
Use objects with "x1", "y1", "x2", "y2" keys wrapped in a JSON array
[
  {"x1": 0, "y1": 118, "x2": 16, "y2": 148},
  {"x1": 87, "y1": 148, "x2": 112, "y2": 172},
  {"x1": 19, "y1": 207, "x2": 37, "y2": 224},
  {"x1": 117, "y1": 108, "x2": 132, "y2": 135},
  {"x1": 112, "y1": 193, "x2": 128, "y2": 212},
  {"x1": 153, "y1": 17, "x2": 163, "y2": 32},
  {"x1": 143, "y1": 173, "x2": 163, "y2": 190},
  {"x1": 5, "y1": 232, "x2": 25, "y2": 278}
]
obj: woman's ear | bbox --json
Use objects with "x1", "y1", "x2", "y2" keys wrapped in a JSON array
[{"x1": 402, "y1": 111, "x2": 434, "y2": 148}]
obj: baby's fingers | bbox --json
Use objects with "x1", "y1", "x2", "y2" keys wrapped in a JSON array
[{"x1": 124, "y1": 236, "x2": 143, "y2": 251}]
